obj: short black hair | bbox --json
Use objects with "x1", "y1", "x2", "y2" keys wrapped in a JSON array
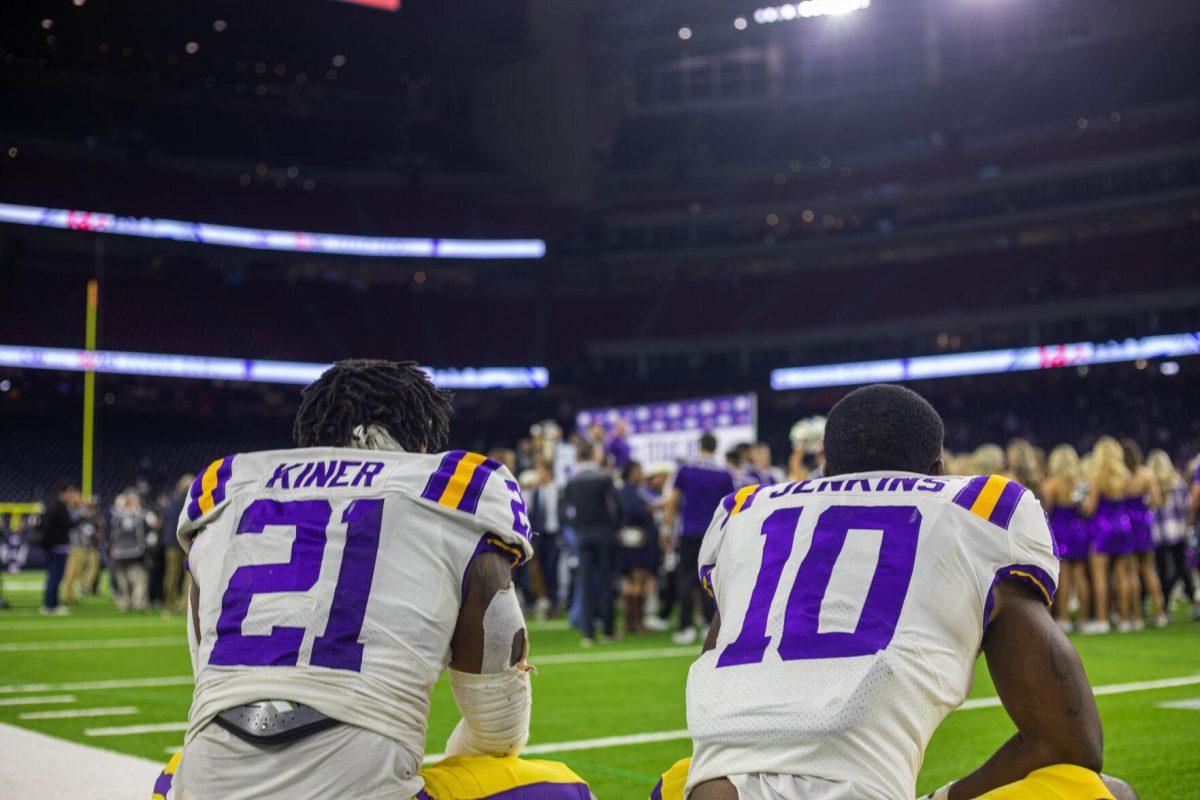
[
  {"x1": 823, "y1": 384, "x2": 944, "y2": 476},
  {"x1": 577, "y1": 440, "x2": 595, "y2": 462},
  {"x1": 293, "y1": 359, "x2": 453, "y2": 452},
  {"x1": 699, "y1": 432, "x2": 718, "y2": 453}
]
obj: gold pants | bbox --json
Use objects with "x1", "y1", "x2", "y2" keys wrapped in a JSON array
[{"x1": 60, "y1": 546, "x2": 99, "y2": 604}]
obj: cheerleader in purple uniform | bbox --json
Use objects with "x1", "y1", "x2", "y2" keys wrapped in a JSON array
[
  {"x1": 1042, "y1": 444, "x2": 1092, "y2": 633},
  {"x1": 1086, "y1": 437, "x2": 1165, "y2": 632},
  {"x1": 1121, "y1": 439, "x2": 1167, "y2": 627}
]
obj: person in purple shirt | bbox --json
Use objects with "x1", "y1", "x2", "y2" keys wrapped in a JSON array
[
  {"x1": 662, "y1": 433, "x2": 736, "y2": 645},
  {"x1": 606, "y1": 420, "x2": 633, "y2": 470}
]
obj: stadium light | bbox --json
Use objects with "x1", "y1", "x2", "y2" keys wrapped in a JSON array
[
  {"x1": 769, "y1": 332, "x2": 1200, "y2": 390},
  {"x1": 749, "y1": 0, "x2": 870, "y2": 26},
  {"x1": 0, "y1": 345, "x2": 550, "y2": 390},
  {"x1": 0, "y1": 201, "x2": 546, "y2": 260}
]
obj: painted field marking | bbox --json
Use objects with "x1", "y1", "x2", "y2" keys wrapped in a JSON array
[
  {"x1": 424, "y1": 728, "x2": 690, "y2": 764},
  {"x1": 533, "y1": 646, "x2": 695, "y2": 666},
  {"x1": 424, "y1": 673, "x2": 1200, "y2": 761},
  {"x1": 959, "y1": 673, "x2": 1200, "y2": 710},
  {"x1": 0, "y1": 618, "x2": 185, "y2": 631},
  {"x1": 20, "y1": 706, "x2": 138, "y2": 720},
  {"x1": 0, "y1": 636, "x2": 184, "y2": 652},
  {"x1": 1, "y1": 580, "x2": 46, "y2": 591},
  {"x1": 0, "y1": 694, "x2": 76, "y2": 707},
  {"x1": 1156, "y1": 698, "x2": 1200, "y2": 710},
  {"x1": 0, "y1": 676, "x2": 194, "y2": 695},
  {"x1": 85, "y1": 721, "x2": 189, "y2": 737}
]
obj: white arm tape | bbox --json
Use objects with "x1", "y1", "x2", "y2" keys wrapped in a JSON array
[{"x1": 445, "y1": 667, "x2": 531, "y2": 757}]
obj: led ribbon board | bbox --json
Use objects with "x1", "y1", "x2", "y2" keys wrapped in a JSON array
[
  {"x1": 576, "y1": 394, "x2": 758, "y2": 465},
  {"x1": 0, "y1": 202, "x2": 545, "y2": 260},
  {"x1": 0, "y1": 345, "x2": 549, "y2": 390},
  {"x1": 334, "y1": 0, "x2": 400, "y2": 9},
  {"x1": 770, "y1": 333, "x2": 1200, "y2": 391}
]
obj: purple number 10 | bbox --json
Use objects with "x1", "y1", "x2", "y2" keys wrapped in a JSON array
[
  {"x1": 209, "y1": 498, "x2": 383, "y2": 672},
  {"x1": 717, "y1": 504, "x2": 920, "y2": 668}
]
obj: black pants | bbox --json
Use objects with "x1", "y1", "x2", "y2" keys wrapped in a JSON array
[
  {"x1": 42, "y1": 549, "x2": 67, "y2": 609},
  {"x1": 676, "y1": 536, "x2": 714, "y2": 631},
  {"x1": 1156, "y1": 542, "x2": 1197, "y2": 606},
  {"x1": 577, "y1": 537, "x2": 616, "y2": 638},
  {"x1": 537, "y1": 532, "x2": 561, "y2": 607}
]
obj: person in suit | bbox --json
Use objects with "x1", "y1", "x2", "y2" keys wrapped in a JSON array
[{"x1": 562, "y1": 441, "x2": 621, "y2": 645}]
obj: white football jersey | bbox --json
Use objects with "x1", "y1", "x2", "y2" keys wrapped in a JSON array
[
  {"x1": 686, "y1": 472, "x2": 1059, "y2": 800},
  {"x1": 177, "y1": 448, "x2": 533, "y2": 775}
]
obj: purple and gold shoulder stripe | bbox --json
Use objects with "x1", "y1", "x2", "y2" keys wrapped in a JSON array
[
  {"x1": 952, "y1": 474, "x2": 1025, "y2": 530},
  {"x1": 421, "y1": 451, "x2": 503, "y2": 514},
  {"x1": 186, "y1": 455, "x2": 235, "y2": 521},
  {"x1": 720, "y1": 483, "x2": 762, "y2": 528}
]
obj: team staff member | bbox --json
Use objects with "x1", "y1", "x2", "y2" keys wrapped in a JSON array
[
  {"x1": 563, "y1": 441, "x2": 622, "y2": 645},
  {"x1": 662, "y1": 433, "x2": 736, "y2": 646}
]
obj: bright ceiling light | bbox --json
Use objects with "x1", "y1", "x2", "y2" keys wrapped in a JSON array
[
  {"x1": 750, "y1": 0, "x2": 871, "y2": 26},
  {"x1": 678, "y1": 26, "x2": 692, "y2": 40}
]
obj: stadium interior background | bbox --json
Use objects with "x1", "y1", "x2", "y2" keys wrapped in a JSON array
[
  {"x1": 1, "y1": 0, "x2": 1199, "y2": 795},
  {"x1": 2, "y1": 0, "x2": 1200, "y2": 499}
]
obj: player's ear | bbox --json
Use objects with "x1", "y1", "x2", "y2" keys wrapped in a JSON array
[{"x1": 928, "y1": 458, "x2": 945, "y2": 476}]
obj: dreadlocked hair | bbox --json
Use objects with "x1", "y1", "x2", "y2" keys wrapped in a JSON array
[{"x1": 293, "y1": 359, "x2": 453, "y2": 452}]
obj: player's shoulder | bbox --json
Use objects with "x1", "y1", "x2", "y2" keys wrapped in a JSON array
[
  {"x1": 943, "y1": 473, "x2": 1035, "y2": 531},
  {"x1": 416, "y1": 449, "x2": 517, "y2": 513}
]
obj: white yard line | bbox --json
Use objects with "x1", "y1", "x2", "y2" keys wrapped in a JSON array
[
  {"x1": 20, "y1": 707, "x2": 138, "y2": 721},
  {"x1": 85, "y1": 721, "x2": 189, "y2": 737},
  {"x1": 0, "y1": 676, "x2": 194, "y2": 695},
  {"x1": 0, "y1": 636, "x2": 184, "y2": 652},
  {"x1": 533, "y1": 646, "x2": 695, "y2": 666},
  {"x1": 1156, "y1": 698, "x2": 1200, "y2": 710},
  {"x1": 424, "y1": 728, "x2": 691, "y2": 764},
  {"x1": 424, "y1": 673, "x2": 1200, "y2": 761},
  {"x1": 959, "y1": 673, "x2": 1200, "y2": 710},
  {"x1": 0, "y1": 618, "x2": 183, "y2": 631},
  {"x1": 0, "y1": 723, "x2": 161, "y2": 800},
  {"x1": 1, "y1": 580, "x2": 45, "y2": 591},
  {"x1": 0, "y1": 694, "x2": 76, "y2": 707}
]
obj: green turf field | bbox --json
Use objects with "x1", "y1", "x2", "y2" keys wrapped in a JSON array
[{"x1": 1, "y1": 573, "x2": 1197, "y2": 799}]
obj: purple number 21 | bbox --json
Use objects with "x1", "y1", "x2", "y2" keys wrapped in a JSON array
[
  {"x1": 210, "y1": 498, "x2": 383, "y2": 672},
  {"x1": 717, "y1": 505, "x2": 920, "y2": 668}
]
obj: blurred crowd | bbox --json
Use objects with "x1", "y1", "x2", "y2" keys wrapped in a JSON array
[
  {"x1": 3, "y1": 474, "x2": 195, "y2": 616},
  {"x1": 4, "y1": 423, "x2": 1197, "y2": 641},
  {"x1": 508, "y1": 422, "x2": 1200, "y2": 645},
  {"x1": 503, "y1": 419, "x2": 822, "y2": 646}
]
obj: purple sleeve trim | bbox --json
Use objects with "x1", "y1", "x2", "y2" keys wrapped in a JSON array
[
  {"x1": 460, "y1": 533, "x2": 523, "y2": 603},
  {"x1": 982, "y1": 562, "x2": 1059, "y2": 632}
]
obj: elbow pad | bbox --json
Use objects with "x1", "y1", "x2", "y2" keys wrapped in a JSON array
[{"x1": 445, "y1": 667, "x2": 531, "y2": 757}]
